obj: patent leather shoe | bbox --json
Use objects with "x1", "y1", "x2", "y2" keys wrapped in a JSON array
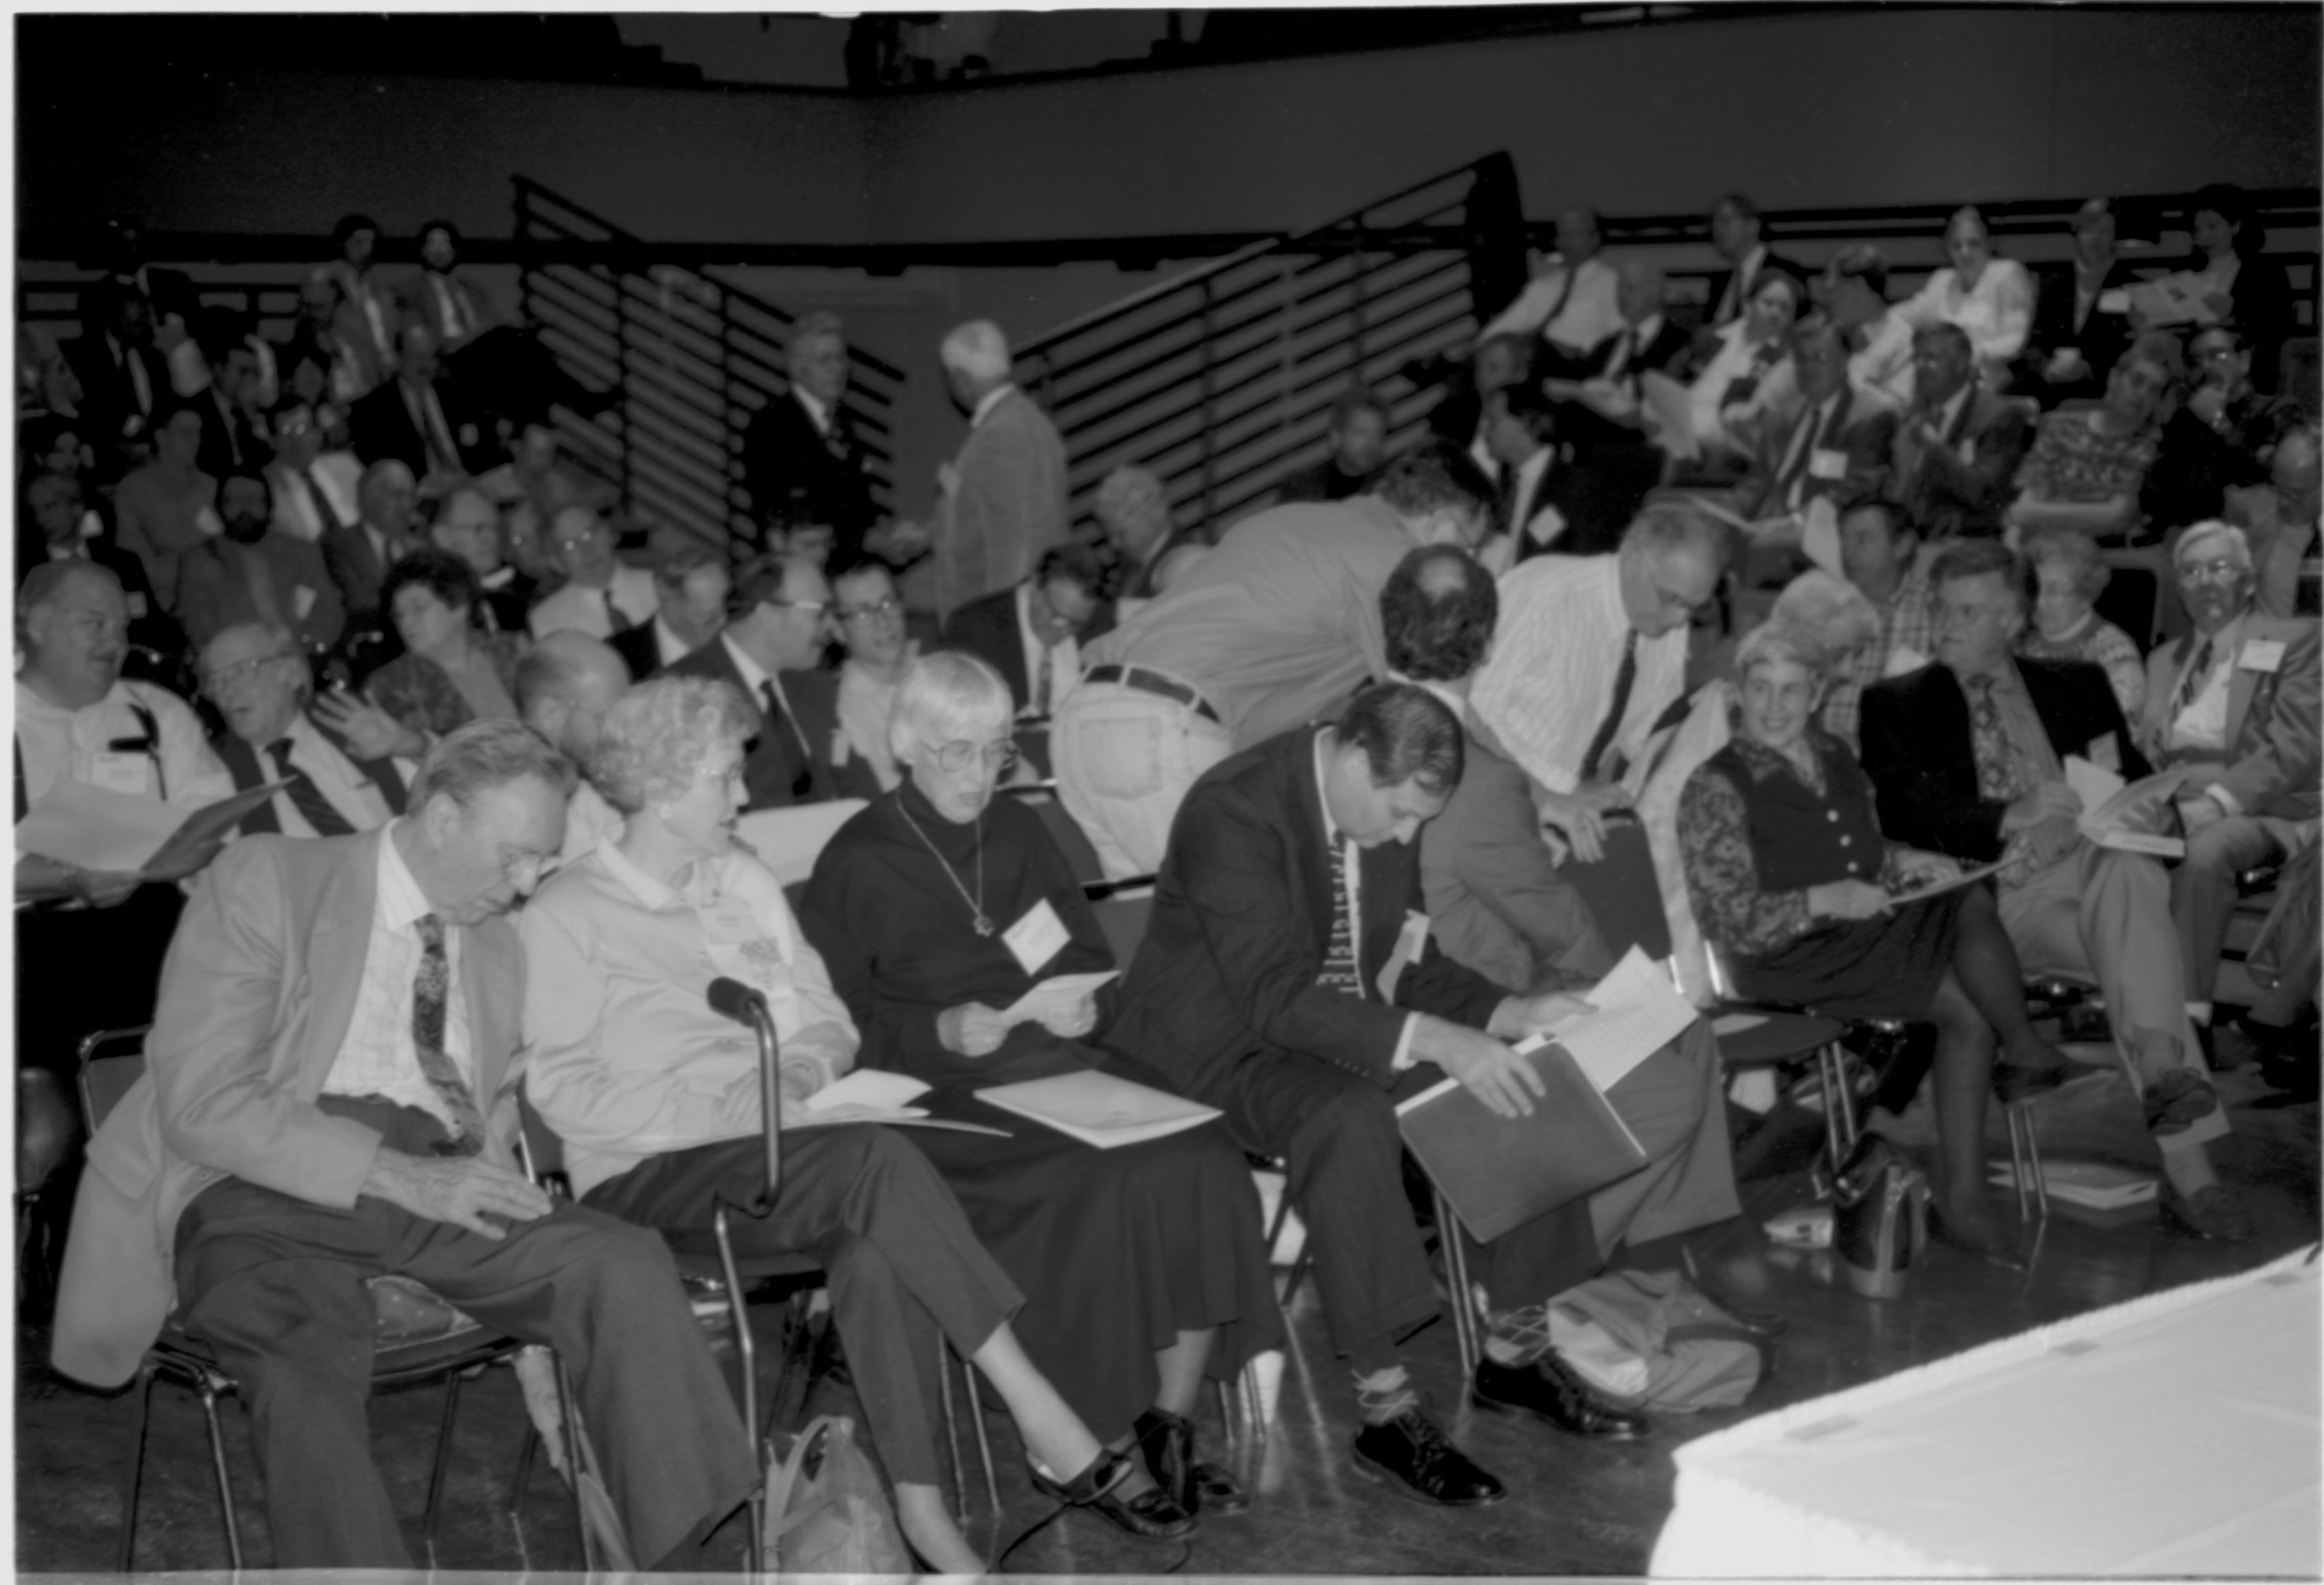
[
  {"x1": 1028, "y1": 1447, "x2": 1196, "y2": 1540},
  {"x1": 1135, "y1": 1406, "x2": 1248, "y2": 1515},
  {"x1": 1351, "y1": 1407, "x2": 1505, "y2": 1507},
  {"x1": 1471, "y1": 1351, "x2": 1651, "y2": 1440}
]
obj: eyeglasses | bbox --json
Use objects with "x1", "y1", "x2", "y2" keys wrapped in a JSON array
[
  {"x1": 2178, "y1": 558, "x2": 2246, "y2": 583},
  {"x1": 1932, "y1": 598, "x2": 2010, "y2": 631},
  {"x1": 553, "y1": 526, "x2": 607, "y2": 552},
  {"x1": 838, "y1": 596, "x2": 902, "y2": 623},
  {"x1": 767, "y1": 598, "x2": 832, "y2": 618},
  {"x1": 695, "y1": 757, "x2": 747, "y2": 785},
  {"x1": 201, "y1": 652, "x2": 296, "y2": 697},
  {"x1": 929, "y1": 739, "x2": 1018, "y2": 773}
]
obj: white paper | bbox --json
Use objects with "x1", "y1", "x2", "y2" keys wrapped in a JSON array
[
  {"x1": 1001, "y1": 898, "x2": 1072, "y2": 976},
  {"x1": 14, "y1": 782, "x2": 183, "y2": 872},
  {"x1": 1638, "y1": 370, "x2": 1698, "y2": 462},
  {"x1": 1000, "y1": 970, "x2": 1119, "y2": 1028},
  {"x1": 803, "y1": 1068, "x2": 932, "y2": 1114},
  {"x1": 1557, "y1": 946, "x2": 1700, "y2": 1092},
  {"x1": 1800, "y1": 496, "x2": 1844, "y2": 579},
  {"x1": 2063, "y1": 754, "x2": 2124, "y2": 814}
]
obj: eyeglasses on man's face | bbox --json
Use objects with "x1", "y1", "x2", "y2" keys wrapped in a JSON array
[
  {"x1": 201, "y1": 652, "x2": 298, "y2": 698},
  {"x1": 838, "y1": 596, "x2": 902, "y2": 624}
]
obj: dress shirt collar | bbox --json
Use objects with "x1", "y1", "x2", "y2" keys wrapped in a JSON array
[
  {"x1": 1310, "y1": 728, "x2": 1345, "y2": 849},
  {"x1": 591, "y1": 835, "x2": 705, "y2": 913},
  {"x1": 1629, "y1": 312, "x2": 1665, "y2": 347},
  {"x1": 14, "y1": 674, "x2": 131, "y2": 724},
  {"x1": 1513, "y1": 443, "x2": 1554, "y2": 509},
  {"x1": 375, "y1": 821, "x2": 435, "y2": 933},
  {"x1": 478, "y1": 565, "x2": 515, "y2": 591},
  {"x1": 970, "y1": 383, "x2": 1016, "y2": 430},
  {"x1": 794, "y1": 386, "x2": 833, "y2": 435}
]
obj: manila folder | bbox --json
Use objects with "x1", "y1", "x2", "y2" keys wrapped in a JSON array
[{"x1": 974, "y1": 1068, "x2": 1221, "y2": 1150}]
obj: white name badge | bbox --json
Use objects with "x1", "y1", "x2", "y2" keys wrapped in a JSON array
[
  {"x1": 293, "y1": 584, "x2": 319, "y2": 622},
  {"x1": 91, "y1": 752, "x2": 151, "y2": 796},
  {"x1": 1808, "y1": 447, "x2": 1849, "y2": 481},
  {"x1": 2086, "y1": 735, "x2": 2122, "y2": 773},
  {"x1": 2239, "y1": 638, "x2": 2286, "y2": 674},
  {"x1": 1525, "y1": 503, "x2": 1567, "y2": 547},
  {"x1": 2097, "y1": 289, "x2": 2132, "y2": 316},
  {"x1": 696, "y1": 897, "x2": 761, "y2": 946},
  {"x1": 194, "y1": 505, "x2": 224, "y2": 538},
  {"x1": 1002, "y1": 899, "x2": 1071, "y2": 977}
]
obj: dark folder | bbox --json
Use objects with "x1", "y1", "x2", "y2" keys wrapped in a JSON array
[{"x1": 1395, "y1": 1040, "x2": 1649, "y2": 1244}]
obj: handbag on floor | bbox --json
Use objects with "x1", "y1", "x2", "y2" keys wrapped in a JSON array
[
  {"x1": 1555, "y1": 1268, "x2": 1764, "y2": 1413},
  {"x1": 762, "y1": 1413, "x2": 914, "y2": 1572}
]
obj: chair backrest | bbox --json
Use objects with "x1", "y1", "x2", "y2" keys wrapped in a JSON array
[
  {"x1": 75, "y1": 1026, "x2": 152, "y2": 1132},
  {"x1": 1005, "y1": 783, "x2": 1107, "y2": 884},
  {"x1": 735, "y1": 799, "x2": 867, "y2": 886},
  {"x1": 1085, "y1": 881, "x2": 1157, "y2": 968}
]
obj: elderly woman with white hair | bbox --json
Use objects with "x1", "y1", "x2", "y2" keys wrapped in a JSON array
[
  {"x1": 2016, "y1": 523, "x2": 2146, "y2": 719},
  {"x1": 521, "y1": 674, "x2": 1143, "y2": 1571},
  {"x1": 802, "y1": 651, "x2": 1281, "y2": 1539},
  {"x1": 1677, "y1": 621, "x2": 2072, "y2": 1274}
]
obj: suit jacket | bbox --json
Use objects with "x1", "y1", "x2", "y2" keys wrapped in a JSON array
[
  {"x1": 609, "y1": 620, "x2": 665, "y2": 684},
  {"x1": 349, "y1": 375, "x2": 496, "y2": 477},
  {"x1": 66, "y1": 332, "x2": 171, "y2": 456},
  {"x1": 665, "y1": 637, "x2": 832, "y2": 812},
  {"x1": 1889, "y1": 387, "x2": 2036, "y2": 539},
  {"x1": 1420, "y1": 720, "x2": 1617, "y2": 997},
  {"x1": 321, "y1": 519, "x2": 422, "y2": 624},
  {"x1": 1702, "y1": 251, "x2": 1809, "y2": 330},
  {"x1": 2136, "y1": 615, "x2": 2321, "y2": 822},
  {"x1": 174, "y1": 530, "x2": 347, "y2": 654},
  {"x1": 737, "y1": 389, "x2": 878, "y2": 559},
  {"x1": 1104, "y1": 725, "x2": 1508, "y2": 1104},
  {"x1": 1737, "y1": 382, "x2": 1900, "y2": 521},
  {"x1": 193, "y1": 387, "x2": 266, "y2": 482},
  {"x1": 940, "y1": 585, "x2": 1116, "y2": 714},
  {"x1": 1858, "y1": 658, "x2": 2150, "y2": 863},
  {"x1": 400, "y1": 270, "x2": 500, "y2": 349},
  {"x1": 2022, "y1": 258, "x2": 2139, "y2": 399},
  {"x1": 936, "y1": 388, "x2": 1068, "y2": 620},
  {"x1": 50, "y1": 828, "x2": 525, "y2": 1388},
  {"x1": 213, "y1": 714, "x2": 410, "y2": 832},
  {"x1": 1510, "y1": 445, "x2": 1658, "y2": 560}
]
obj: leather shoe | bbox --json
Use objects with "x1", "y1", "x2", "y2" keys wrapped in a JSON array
[
  {"x1": 2161, "y1": 1182, "x2": 2253, "y2": 1244},
  {"x1": 2144, "y1": 1069, "x2": 2223, "y2": 1136},
  {"x1": 1028, "y1": 1449, "x2": 1196, "y2": 1540},
  {"x1": 1932, "y1": 1198, "x2": 2027, "y2": 1271},
  {"x1": 1992, "y1": 1061, "x2": 2068, "y2": 1106},
  {"x1": 1134, "y1": 1406, "x2": 1249, "y2": 1515},
  {"x1": 1471, "y1": 1351, "x2": 1650, "y2": 1440},
  {"x1": 1352, "y1": 1407, "x2": 1505, "y2": 1507}
]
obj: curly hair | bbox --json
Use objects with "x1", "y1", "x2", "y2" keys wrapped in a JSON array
[{"x1": 586, "y1": 674, "x2": 758, "y2": 814}]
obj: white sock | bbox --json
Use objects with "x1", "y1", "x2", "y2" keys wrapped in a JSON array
[
  {"x1": 2188, "y1": 1002, "x2": 2213, "y2": 1027},
  {"x1": 2161, "y1": 1147, "x2": 2219, "y2": 1198}
]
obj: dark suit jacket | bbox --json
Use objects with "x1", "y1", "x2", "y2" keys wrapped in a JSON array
[
  {"x1": 212, "y1": 715, "x2": 409, "y2": 833},
  {"x1": 2020, "y1": 258, "x2": 2140, "y2": 403},
  {"x1": 1858, "y1": 658, "x2": 2150, "y2": 863},
  {"x1": 665, "y1": 638, "x2": 831, "y2": 812},
  {"x1": 320, "y1": 521, "x2": 421, "y2": 625},
  {"x1": 1889, "y1": 387, "x2": 2037, "y2": 539},
  {"x1": 475, "y1": 571, "x2": 537, "y2": 639},
  {"x1": 608, "y1": 621, "x2": 665, "y2": 684},
  {"x1": 1702, "y1": 251, "x2": 1809, "y2": 331},
  {"x1": 349, "y1": 376, "x2": 496, "y2": 477},
  {"x1": 1737, "y1": 383, "x2": 1900, "y2": 521},
  {"x1": 1104, "y1": 725, "x2": 1507, "y2": 1104},
  {"x1": 737, "y1": 389, "x2": 878, "y2": 560},
  {"x1": 193, "y1": 387, "x2": 266, "y2": 482},
  {"x1": 65, "y1": 333, "x2": 170, "y2": 455},
  {"x1": 1510, "y1": 445, "x2": 1661, "y2": 561},
  {"x1": 940, "y1": 586, "x2": 1117, "y2": 714}
]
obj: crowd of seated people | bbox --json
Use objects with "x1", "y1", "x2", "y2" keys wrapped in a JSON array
[{"x1": 23, "y1": 180, "x2": 2317, "y2": 1571}]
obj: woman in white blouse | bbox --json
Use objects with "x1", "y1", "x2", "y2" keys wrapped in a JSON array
[
  {"x1": 1687, "y1": 268, "x2": 1806, "y2": 460},
  {"x1": 520, "y1": 674, "x2": 1136, "y2": 1571},
  {"x1": 1897, "y1": 206, "x2": 2035, "y2": 379}
]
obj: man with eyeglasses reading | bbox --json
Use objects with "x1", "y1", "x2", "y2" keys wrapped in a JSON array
[
  {"x1": 200, "y1": 622, "x2": 406, "y2": 839},
  {"x1": 527, "y1": 505, "x2": 658, "y2": 641},
  {"x1": 1859, "y1": 539, "x2": 2248, "y2": 1243},
  {"x1": 1471, "y1": 500, "x2": 1733, "y2": 863},
  {"x1": 665, "y1": 552, "x2": 840, "y2": 811},
  {"x1": 2133, "y1": 521, "x2": 2320, "y2": 1072}
]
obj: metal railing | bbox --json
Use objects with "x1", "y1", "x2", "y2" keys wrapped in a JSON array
[
  {"x1": 1010, "y1": 155, "x2": 1516, "y2": 535},
  {"x1": 512, "y1": 176, "x2": 906, "y2": 552}
]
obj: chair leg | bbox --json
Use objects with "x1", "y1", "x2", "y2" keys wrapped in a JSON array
[
  {"x1": 421, "y1": 1365, "x2": 467, "y2": 1566},
  {"x1": 118, "y1": 1362, "x2": 159, "y2": 1573},
  {"x1": 506, "y1": 1424, "x2": 539, "y2": 1524},
  {"x1": 553, "y1": 1358, "x2": 599, "y2": 1572},
  {"x1": 1280, "y1": 1245, "x2": 1315, "y2": 1310},
  {"x1": 959, "y1": 1350, "x2": 1001, "y2": 1518},
  {"x1": 1435, "y1": 1189, "x2": 1481, "y2": 1381},
  {"x1": 195, "y1": 1380, "x2": 243, "y2": 1571},
  {"x1": 937, "y1": 1338, "x2": 970, "y2": 1526},
  {"x1": 2006, "y1": 1105, "x2": 2049, "y2": 1220}
]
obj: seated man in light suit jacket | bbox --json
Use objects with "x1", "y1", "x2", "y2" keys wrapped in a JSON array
[
  {"x1": 48, "y1": 722, "x2": 759, "y2": 1570},
  {"x1": 1107, "y1": 685, "x2": 1670, "y2": 1514},
  {"x1": 2135, "y1": 520, "x2": 2323, "y2": 1033}
]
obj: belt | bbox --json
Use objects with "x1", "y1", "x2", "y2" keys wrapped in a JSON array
[{"x1": 1082, "y1": 664, "x2": 1220, "y2": 724}]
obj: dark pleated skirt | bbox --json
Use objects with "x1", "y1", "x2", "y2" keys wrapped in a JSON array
[
  {"x1": 1730, "y1": 891, "x2": 1964, "y2": 1023},
  {"x1": 905, "y1": 1059, "x2": 1285, "y2": 1444}
]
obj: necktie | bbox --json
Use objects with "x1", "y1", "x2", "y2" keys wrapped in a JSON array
[
  {"x1": 267, "y1": 737, "x2": 355, "y2": 837},
  {"x1": 2171, "y1": 637, "x2": 2216, "y2": 722},
  {"x1": 760, "y1": 679, "x2": 814, "y2": 800},
  {"x1": 1715, "y1": 269, "x2": 1742, "y2": 328},
  {"x1": 411, "y1": 914, "x2": 485, "y2": 1155},
  {"x1": 1033, "y1": 642, "x2": 1054, "y2": 718},
  {"x1": 1316, "y1": 835, "x2": 1363, "y2": 999},
  {"x1": 1540, "y1": 263, "x2": 1579, "y2": 338},
  {"x1": 1967, "y1": 675, "x2": 2022, "y2": 801},
  {"x1": 125, "y1": 345, "x2": 152, "y2": 416},
  {"x1": 1493, "y1": 463, "x2": 1521, "y2": 539},
  {"x1": 1777, "y1": 398, "x2": 1833, "y2": 508},
  {"x1": 1580, "y1": 631, "x2": 1640, "y2": 783},
  {"x1": 417, "y1": 386, "x2": 461, "y2": 475}
]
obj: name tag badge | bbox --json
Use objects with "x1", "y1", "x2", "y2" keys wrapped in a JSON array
[
  {"x1": 91, "y1": 752, "x2": 151, "y2": 796},
  {"x1": 2086, "y1": 735, "x2": 2122, "y2": 773},
  {"x1": 2239, "y1": 638, "x2": 2286, "y2": 674},
  {"x1": 194, "y1": 505, "x2": 224, "y2": 538},
  {"x1": 1808, "y1": 447, "x2": 1850, "y2": 482},
  {"x1": 2097, "y1": 289, "x2": 2132, "y2": 316},
  {"x1": 1002, "y1": 899, "x2": 1072, "y2": 977},
  {"x1": 1526, "y1": 503, "x2": 1567, "y2": 547},
  {"x1": 293, "y1": 584, "x2": 319, "y2": 621},
  {"x1": 697, "y1": 897, "x2": 761, "y2": 945}
]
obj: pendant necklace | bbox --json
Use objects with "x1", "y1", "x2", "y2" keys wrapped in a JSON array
[{"x1": 897, "y1": 799, "x2": 993, "y2": 935}]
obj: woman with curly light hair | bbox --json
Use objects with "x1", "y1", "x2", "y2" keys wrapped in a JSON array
[{"x1": 2016, "y1": 523, "x2": 2146, "y2": 719}]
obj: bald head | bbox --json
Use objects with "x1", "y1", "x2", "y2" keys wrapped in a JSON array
[{"x1": 515, "y1": 631, "x2": 633, "y2": 762}]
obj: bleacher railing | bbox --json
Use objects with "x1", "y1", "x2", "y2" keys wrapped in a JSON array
[
  {"x1": 511, "y1": 176, "x2": 906, "y2": 551},
  {"x1": 1010, "y1": 156, "x2": 1509, "y2": 535}
]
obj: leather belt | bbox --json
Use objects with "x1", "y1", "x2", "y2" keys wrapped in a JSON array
[{"x1": 1082, "y1": 664, "x2": 1220, "y2": 724}]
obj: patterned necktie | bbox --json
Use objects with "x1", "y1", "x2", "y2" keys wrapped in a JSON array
[
  {"x1": 1316, "y1": 835, "x2": 1363, "y2": 999},
  {"x1": 1966, "y1": 675, "x2": 2022, "y2": 801},
  {"x1": 411, "y1": 914, "x2": 485, "y2": 1155},
  {"x1": 268, "y1": 738, "x2": 355, "y2": 837},
  {"x1": 1580, "y1": 631, "x2": 1640, "y2": 782},
  {"x1": 2170, "y1": 637, "x2": 2216, "y2": 722},
  {"x1": 1777, "y1": 397, "x2": 1833, "y2": 507}
]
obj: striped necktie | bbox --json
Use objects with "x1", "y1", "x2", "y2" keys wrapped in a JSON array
[{"x1": 1316, "y1": 835, "x2": 1363, "y2": 999}]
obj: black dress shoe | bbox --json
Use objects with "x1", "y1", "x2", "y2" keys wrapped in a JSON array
[
  {"x1": 2161, "y1": 1182, "x2": 2253, "y2": 1244},
  {"x1": 1992, "y1": 1061, "x2": 2069, "y2": 1106},
  {"x1": 1471, "y1": 1352, "x2": 1651, "y2": 1440},
  {"x1": 1351, "y1": 1407, "x2": 1505, "y2": 1507},
  {"x1": 1028, "y1": 1448, "x2": 1196, "y2": 1541},
  {"x1": 1135, "y1": 1406, "x2": 1249, "y2": 1515},
  {"x1": 2145, "y1": 1069, "x2": 2223, "y2": 1135}
]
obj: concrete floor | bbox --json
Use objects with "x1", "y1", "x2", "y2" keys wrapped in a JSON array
[{"x1": 15, "y1": 1058, "x2": 2319, "y2": 1578}]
